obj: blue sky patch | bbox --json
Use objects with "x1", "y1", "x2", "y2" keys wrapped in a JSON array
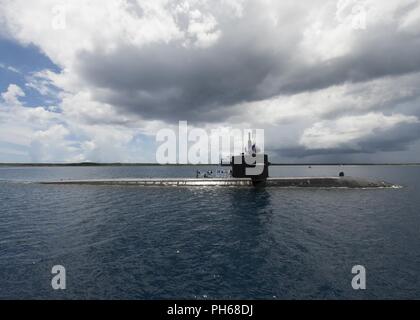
[{"x1": 0, "y1": 37, "x2": 61, "y2": 107}]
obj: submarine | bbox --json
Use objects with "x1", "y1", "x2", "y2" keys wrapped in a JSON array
[{"x1": 40, "y1": 134, "x2": 399, "y2": 189}]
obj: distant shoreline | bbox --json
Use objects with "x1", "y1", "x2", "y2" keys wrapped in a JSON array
[{"x1": 1, "y1": 163, "x2": 420, "y2": 167}]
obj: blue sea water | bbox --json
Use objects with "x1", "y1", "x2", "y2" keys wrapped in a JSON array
[{"x1": 0, "y1": 165, "x2": 419, "y2": 299}]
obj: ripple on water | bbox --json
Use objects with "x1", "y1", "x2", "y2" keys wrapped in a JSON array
[{"x1": 0, "y1": 166, "x2": 420, "y2": 299}]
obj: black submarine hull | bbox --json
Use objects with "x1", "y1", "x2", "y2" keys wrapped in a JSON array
[{"x1": 39, "y1": 177, "x2": 399, "y2": 188}]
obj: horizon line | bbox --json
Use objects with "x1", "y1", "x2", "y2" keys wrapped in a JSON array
[{"x1": 1, "y1": 162, "x2": 420, "y2": 167}]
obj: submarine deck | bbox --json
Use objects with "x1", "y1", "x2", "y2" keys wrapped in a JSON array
[{"x1": 39, "y1": 177, "x2": 399, "y2": 188}]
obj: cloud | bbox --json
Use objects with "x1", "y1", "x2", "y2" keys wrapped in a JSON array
[
  {"x1": 1, "y1": 84, "x2": 25, "y2": 106},
  {"x1": 300, "y1": 113, "x2": 419, "y2": 150},
  {"x1": 1, "y1": 0, "x2": 420, "y2": 162},
  {"x1": 0, "y1": 84, "x2": 158, "y2": 162},
  {"x1": 62, "y1": 0, "x2": 420, "y2": 123},
  {"x1": 0, "y1": 63, "x2": 20, "y2": 74},
  {"x1": 0, "y1": 0, "x2": 313, "y2": 122},
  {"x1": 29, "y1": 124, "x2": 75, "y2": 162}
]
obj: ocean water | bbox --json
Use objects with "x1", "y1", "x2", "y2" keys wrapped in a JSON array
[{"x1": 0, "y1": 165, "x2": 419, "y2": 299}]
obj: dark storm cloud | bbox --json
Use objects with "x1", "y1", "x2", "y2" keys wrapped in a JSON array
[
  {"x1": 279, "y1": 121, "x2": 420, "y2": 158},
  {"x1": 72, "y1": 2, "x2": 420, "y2": 124},
  {"x1": 77, "y1": 42, "x2": 286, "y2": 122},
  {"x1": 68, "y1": 1, "x2": 420, "y2": 160},
  {"x1": 273, "y1": 25, "x2": 420, "y2": 95},
  {"x1": 73, "y1": 1, "x2": 303, "y2": 122}
]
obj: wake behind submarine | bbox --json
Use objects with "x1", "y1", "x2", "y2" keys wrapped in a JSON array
[{"x1": 41, "y1": 135, "x2": 399, "y2": 189}]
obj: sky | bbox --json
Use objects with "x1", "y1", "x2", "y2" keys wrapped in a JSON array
[{"x1": 0, "y1": 0, "x2": 420, "y2": 163}]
